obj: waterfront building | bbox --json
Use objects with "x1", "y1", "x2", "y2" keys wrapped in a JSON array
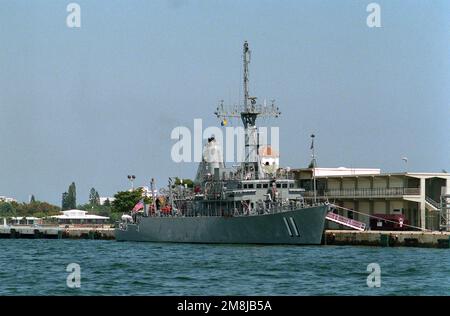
[
  {"x1": 9, "y1": 217, "x2": 42, "y2": 225},
  {"x1": 294, "y1": 168, "x2": 450, "y2": 231},
  {"x1": 50, "y1": 209, "x2": 109, "y2": 225}
]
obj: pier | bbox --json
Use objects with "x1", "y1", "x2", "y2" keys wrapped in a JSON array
[
  {"x1": 2, "y1": 224, "x2": 450, "y2": 247},
  {"x1": 0, "y1": 225, "x2": 63, "y2": 239},
  {"x1": 0, "y1": 225, "x2": 114, "y2": 240},
  {"x1": 62, "y1": 227, "x2": 115, "y2": 240},
  {"x1": 324, "y1": 230, "x2": 450, "y2": 248}
]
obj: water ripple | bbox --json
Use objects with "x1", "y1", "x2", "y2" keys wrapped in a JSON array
[{"x1": 0, "y1": 240, "x2": 449, "y2": 295}]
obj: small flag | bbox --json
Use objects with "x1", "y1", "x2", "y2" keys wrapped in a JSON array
[{"x1": 132, "y1": 199, "x2": 144, "y2": 213}]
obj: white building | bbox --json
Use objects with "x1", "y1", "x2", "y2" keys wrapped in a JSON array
[
  {"x1": 99, "y1": 197, "x2": 115, "y2": 205},
  {"x1": 294, "y1": 168, "x2": 450, "y2": 230},
  {"x1": 50, "y1": 209, "x2": 109, "y2": 225},
  {"x1": 0, "y1": 196, "x2": 17, "y2": 203}
]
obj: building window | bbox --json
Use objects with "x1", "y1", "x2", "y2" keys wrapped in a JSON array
[{"x1": 256, "y1": 184, "x2": 262, "y2": 189}]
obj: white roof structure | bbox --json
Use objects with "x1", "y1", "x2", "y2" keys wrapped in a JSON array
[
  {"x1": 50, "y1": 209, "x2": 109, "y2": 220},
  {"x1": 10, "y1": 217, "x2": 41, "y2": 220},
  {"x1": 312, "y1": 167, "x2": 381, "y2": 177},
  {"x1": 0, "y1": 196, "x2": 17, "y2": 203}
]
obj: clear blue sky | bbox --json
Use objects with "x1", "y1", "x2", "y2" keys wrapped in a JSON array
[{"x1": 0, "y1": 0, "x2": 449, "y2": 205}]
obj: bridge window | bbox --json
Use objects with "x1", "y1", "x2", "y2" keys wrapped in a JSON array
[
  {"x1": 256, "y1": 184, "x2": 262, "y2": 189},
  {"x1": 263, "y1": 183, "x2": 269, "y2": 189},
  {"x1": 282, "y1": 183, "x2": 288, "y2": 188}
]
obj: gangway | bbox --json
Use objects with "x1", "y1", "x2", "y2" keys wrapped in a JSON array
[
  {"x1": 326, "y1": 203, "x2": 427, "y2": 232},
  {"x1": 325, "y1": 211, "x2": 366, "y2": 231}
]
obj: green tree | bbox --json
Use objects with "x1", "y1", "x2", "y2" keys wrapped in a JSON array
[
  {"x1": 14, "y1": 201, "x2": 60, "y2": 217},
  {"x1": 30, "y1": 195, "x2": 36, "y2": 203},
  {"x1": 111, "y1": 188, "x2": 145, "y2": 214},
  {"x1": 174, "y1": 178, "x2": 194, "y2": 188},
  {"x1": 77, "y1": 202, "x2": 112, "y2": 222},
  {"x1": 0, "y1": 202, "x2": 16, "y2": 218},
  {"x1": 67, "y1": 182, "x2": 76, "y2": 209},
  {"x1": 103, "y1": 198, "x2": 111, "y2": 207},
  {"x1": 62, "y1": 192, "x2": 69, "y2": 210},
  {"x1": 89, "y1": 188, "x2": 100, "y2": 206}
]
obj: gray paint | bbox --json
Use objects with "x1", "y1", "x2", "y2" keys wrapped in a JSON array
[{"x1": 116, "y1": 205, "x2": 328, "y2": 245}]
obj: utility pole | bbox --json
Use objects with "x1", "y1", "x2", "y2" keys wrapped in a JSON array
[
  {"x1": 402, "y1": 157, "x2": 408, "y2": 173},
  {"x1": 311, "y1": 134, "x2": 317, "y2": 204},
  {"x1": 168, "y1": 178, "x2": 174, "y2": 215},
  {"x1": 127, "y1": 175, "x2": 136, "y2": 191},
  {"x1": 151, "y1": 178, "x2": 157, "y2": 217}
]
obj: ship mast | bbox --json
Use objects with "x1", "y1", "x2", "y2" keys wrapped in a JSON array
[
  {"x1": 215, "y1": 41, "x2": 281, "y2": 180},
  {"x1": 243, "y1": 41, "x2": 250, "y2": 110}
]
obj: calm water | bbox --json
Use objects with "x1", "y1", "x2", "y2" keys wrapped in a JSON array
[{"x1": 0, "y1": 239, "x2": 449, "y2": 295}]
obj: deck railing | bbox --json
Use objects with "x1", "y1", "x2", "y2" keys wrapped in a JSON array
[
  {"x1": 135, "y1": 201, "x2": 323, "y2": 219},
  {"x1": 305, "y1": 187, "x2": 420, "y2": 198}
]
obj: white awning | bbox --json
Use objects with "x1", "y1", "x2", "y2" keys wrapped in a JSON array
[
  {"x1": 10, "y1": 217, "x2": 41, "y2": 220},
  {"x1": 50, "y1": 215, "x2": 109, "y2": 220}
]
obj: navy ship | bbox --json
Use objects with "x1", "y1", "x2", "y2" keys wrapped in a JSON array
[{"x1": 116, "y1": 42, "x2": 329, "y2": 244}]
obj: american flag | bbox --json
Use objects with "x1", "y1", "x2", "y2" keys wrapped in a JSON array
[{"x1": 132, "y1": 199, "x2": 144, "y2": 213}]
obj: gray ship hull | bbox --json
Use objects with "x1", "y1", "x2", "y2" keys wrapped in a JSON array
[{"x1": 115, "y1": 205, "x2": 328, "y2": 245}]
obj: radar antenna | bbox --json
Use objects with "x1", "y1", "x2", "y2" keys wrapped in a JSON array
[{"x1": 214, "y1": 41, "x2": 281, "y2": 179}]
